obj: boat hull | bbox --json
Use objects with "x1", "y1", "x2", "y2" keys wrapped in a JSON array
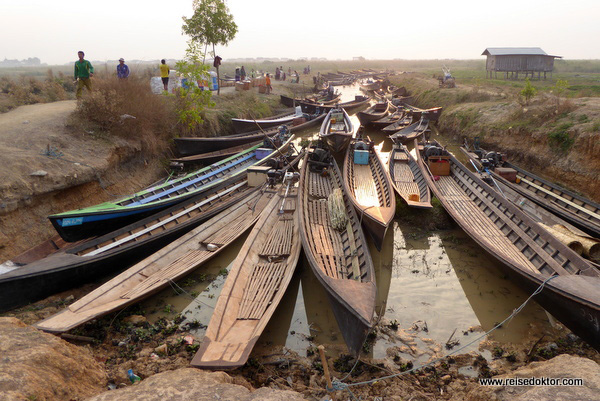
[
  {"x1": 1, "y1": 178, "x2": 260, "y2": 312},
  {"x1": 419, "y1": 144, "x2": 600, "y2": 350}
]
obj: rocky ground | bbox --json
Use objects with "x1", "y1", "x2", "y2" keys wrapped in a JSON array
[{"x1": 0, "y1": 83, "x2": 599, "y2": 400}]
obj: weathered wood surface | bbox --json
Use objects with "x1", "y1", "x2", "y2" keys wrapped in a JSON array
[
  {"x1": 319, "y1": 108, "x2": 354, "y2": 153},
  {"x1": 34, "y1": 189, "x2": 274, "y2": 333},
  {"x1": 191, "y1": 184, "x2": 302, "y2": 369},
  {"x1": 420, "y1": 143, "x2": 600, "y2": 350},
  {"x1": 461, "y1": 145, "x2": 600, "y2": 237},
  {"x1": 298, "y1": 148, "x2": 376, "y2": 356},
  {"x1": 388, "y1": 144, "x2": 432, "y2": 208},
  {"x1": 343, "y1": 140, "x2": 396, "y2": 250}
]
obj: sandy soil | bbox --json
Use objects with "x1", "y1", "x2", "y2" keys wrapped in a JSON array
[{"x1": 0, "y1": 100, "x2": 163, "y2": 261}]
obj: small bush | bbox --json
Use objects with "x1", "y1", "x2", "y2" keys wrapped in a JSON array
[
  {"x1": 74, "y1": 75, "x2": 178, "y2": 156},
  {"x1": 547, "y1": 122, "x2": 575, "y2": 152}
]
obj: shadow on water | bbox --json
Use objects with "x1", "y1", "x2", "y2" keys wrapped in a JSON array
[{"x1": 139, "y1": 83, "x2": 553, "y2": 365}]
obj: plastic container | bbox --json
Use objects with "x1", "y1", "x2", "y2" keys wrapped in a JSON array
[
  {"x1": 255, "y1": 148, "x2": 273, "y2": 160},
  {"x1": 209, "y1": 71, "x2": 218, "y2": 91},
  {"x1": 354, "y1": 150, "x2": 369, "y2": 165}
]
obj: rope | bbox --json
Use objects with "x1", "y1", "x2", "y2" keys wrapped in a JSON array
[
  {"x1": 326, "y1": 274, "x2": 558, "y2": 392},
  {"x1": 168, "y1": 279, "x2": 215, "y2": 310}
]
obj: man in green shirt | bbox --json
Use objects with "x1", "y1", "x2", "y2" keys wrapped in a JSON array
[{"x1": 74, "y1": 51, "x2": 94, "y2": 99}]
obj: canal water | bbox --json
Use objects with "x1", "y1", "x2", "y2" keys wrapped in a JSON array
[{"x1": 141, "y1": 83, "x2": 554, "y2": 364}]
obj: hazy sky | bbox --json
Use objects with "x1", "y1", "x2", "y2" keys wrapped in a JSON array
[{"x1": 2, "y1": 0, "x2": 599, "y2": 65}]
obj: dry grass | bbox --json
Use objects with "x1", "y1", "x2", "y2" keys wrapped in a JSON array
[
  {"x1": 74, "y1": 74, "x2": 178, "y2": 157},
  {"x1": 0, "y1": 69, "x2": 74, "y2": 111}
]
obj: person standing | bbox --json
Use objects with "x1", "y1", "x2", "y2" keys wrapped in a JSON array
[
  {"x1": 265, "y1": 73, "x2": 272, "y2": 95},
  {"x1": 240, "y1": 66, "x2": 246, "y2": 81},
  {"x1": 159, "y1": 59, "x2": 170, "y2": 92},
  {"x1": 117, "y1": 58, "x2": 129, "y2": 79},
  {"x1": 74, "y1": 51, "x2": 94, "y2": 99}
]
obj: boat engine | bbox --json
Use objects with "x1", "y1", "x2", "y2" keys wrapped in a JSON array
[
  {"x1": 424, "y1": 145, "x2": 444, "y2": 159},
  {"x1": 484, "y1": 151, "x2": 500, "y2": 167}
]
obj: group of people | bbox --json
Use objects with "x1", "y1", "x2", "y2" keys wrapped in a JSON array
[
  {"x1": 73, "y1": 51, "x2": 173, "y2": 98},
  {"x1": 273, "y1": 66, "x2": 301, "y2": 83}
]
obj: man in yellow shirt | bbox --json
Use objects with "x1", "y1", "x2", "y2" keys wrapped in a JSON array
[{"x1": 159, "y1": 59, "x2": 170, "y2": 92}]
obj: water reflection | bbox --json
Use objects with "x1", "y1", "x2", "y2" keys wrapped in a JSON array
[{"x1": 441, "y1": 230, "x2": 552, "y2": 343}]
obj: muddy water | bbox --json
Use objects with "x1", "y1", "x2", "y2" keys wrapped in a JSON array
[{"x1": 142, "y1": 83, "x2": 554, "y2": 364}]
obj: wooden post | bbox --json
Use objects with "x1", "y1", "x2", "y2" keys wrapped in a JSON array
[{"x1": 317, "y1": 345, "x2": 333, "y2": 390}]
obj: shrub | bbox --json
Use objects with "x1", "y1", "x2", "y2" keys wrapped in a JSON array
[
  {"x1": 547, "y1": 122, "x2": 575, "y2": 152},
  {"x1": 520, "y1": 78, "x2": 537, "y2": 105},
  {"x1": 74, "y1": 75, "x2": 178, "y2": 156}
]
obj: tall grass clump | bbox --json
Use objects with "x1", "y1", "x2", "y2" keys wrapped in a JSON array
[
  {"x1": 75, "y1": 74, "x2": 178, "y2": 156},
  {"x1": 0, "y1": 70, "x2": 73, "y2": 107}
]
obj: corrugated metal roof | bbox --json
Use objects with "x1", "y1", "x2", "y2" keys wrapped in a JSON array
[{"x1": 482, "y1": 47, "x2": 549, "y2": 56}]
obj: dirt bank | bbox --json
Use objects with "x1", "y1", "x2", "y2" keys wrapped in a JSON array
[{"x1": 0, "y1": 100, "x2": 164, "y2": 261}]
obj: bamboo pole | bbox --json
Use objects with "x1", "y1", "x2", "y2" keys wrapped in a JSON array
[{"x1": 317, "y1": 345, "x2": 333, "y2": 390}]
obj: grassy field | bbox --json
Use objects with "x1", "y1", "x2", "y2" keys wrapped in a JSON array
[{"x1": 2, "y1": 59, "x2": 599, "y2": 100}]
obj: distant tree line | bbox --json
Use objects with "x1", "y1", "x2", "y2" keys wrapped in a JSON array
[{"x1": 0, "y1": 57, "x2": 44, "y2": 68}]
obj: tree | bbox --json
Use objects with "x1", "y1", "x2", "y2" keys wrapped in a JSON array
[
  {"x1": 182, "y1": 0, "x2": 238, "y2": 95},
  {"x1": 174, "y1": 42, "x2": 215, "y2": 134},
  {"x1": 520, "y1": 78, "x2": 537, "y2": 106},
  {"x1": 554, "y1": 79, "x2": 568, "y2": 112}
]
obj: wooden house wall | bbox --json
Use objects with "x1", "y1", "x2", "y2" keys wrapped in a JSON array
[{"x1": 486, "y1": 55, "x2": 555, "y2": 72}]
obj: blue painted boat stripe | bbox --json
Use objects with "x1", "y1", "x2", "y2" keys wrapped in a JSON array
[
  {"x1": 57, "y1": 205, "x2": 164, "y2": 226},
  {"x1": 130, "y1": 153, "x2": 256, "y2": 206}
]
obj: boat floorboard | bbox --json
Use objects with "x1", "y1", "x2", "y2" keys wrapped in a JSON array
[
  {"x1": 353, "y1": 165, "x2": 380, "y2": 207},
  {"x1": 437, "y1": 175, "x2": 539, "y2": 272}
]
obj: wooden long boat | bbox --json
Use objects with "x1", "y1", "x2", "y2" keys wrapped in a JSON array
[
  {"x1": 357, "y1": 101, "x2": 390, "y2": 126},
  {"x1": 298, "y1": 145, "x2": 376, "y2": 355},
  {"x1": 388, "y1": 86, "x2": 407, "y2": 96},
  {"x1": 359, "y1": 80, "x2": 381, "y2": 91},
  {"x1": 389, "y1": 118, "x2": 429, "y2": 142},
  {"x1": 328, "y1": 77, "x2": 355, "y2": 86},
  {"x1": 191, "y1": 176, "x2": 302, "y2": 369},
  {"x1": 299, "y1": 95, "x2": 370, "y2": 114},
  {"x1": 34, "y1": 187, "x2": 275, "y2": 333},
  {"x1": 49, "y1": 134, "x2": 294, "y2": 242},
  {"x1": 461, "y1": 143, "x2": 600, "y2": 238},
  {"x1": 1, "y1": 174, "x2": 265, "y2": 313},
  {"x1": 319, "y1": 108, "x2": 354, "y2": 153},
  {"x1": 174, "y1": 113, "x2": 325, "y2": 158},
  {"x1": 388, "y1": 143, "x2": 432, "y2": 208},
  {"x1": 231, "y1": 109, "x2": 301, "y2": 134},
  {"x1": 401, "y1": 104, "x2": 443, "y2": 122},
  {"x1": 301, "y1": 93, "x2": 342, "y2": 106},
  {"x1": 342, "y1": 137, "x2": 396, "y2": 250},
  {"x1": 419, "y1": 142, "x2": 600, "y2": 350},
  {"x1": 172, "y1": 141, "x2": 262, "y2": 166},
  {"x1": 371, "y1": 108, "x2": 408, "y2": 130},
  {"x1": 475, "y1": 169, "x2": 600, "y2": 262},
  {"x1": 391, "y1": 96, "x2": 415, "y2": 106},
  {"x1": 0, "y1": 235, "x2": 77, "y2": 275},
  {"x1": 279, "y1": 93, "x2": 341, "y2": 108},
  {"x1": 380, "y1": 113, "x2": 414, "y2": 135}
]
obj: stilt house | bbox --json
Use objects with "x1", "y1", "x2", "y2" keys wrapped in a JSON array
[{"x1": 482, "y1": 47, "x2": 561, "y2": 80}]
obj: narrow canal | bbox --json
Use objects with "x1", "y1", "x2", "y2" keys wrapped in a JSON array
[{"x1": 141, "y1": 83, "x2": 554, "y2": 364}]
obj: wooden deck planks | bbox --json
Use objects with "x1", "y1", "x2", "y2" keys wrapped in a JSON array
[
  {"x1": 353, "y1": 164, "x2": 380, "y2": 207},
  {"x1": 121, "y1": 250, "x2": 213, "y2": 300},
  {"x1": 259, "y1": 218, "x2": 294, "y2": 257},
  {"x1": 437, "y1": 176, "x2": 540, "y2": 272},
  {"x1": 238, "y1": 262, "x2": 286, "y2": 320}
]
